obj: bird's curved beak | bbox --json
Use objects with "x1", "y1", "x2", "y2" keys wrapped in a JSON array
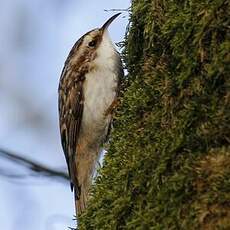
[{"x1": 101, "y1": 13, "x2": 121, "y2": 34}]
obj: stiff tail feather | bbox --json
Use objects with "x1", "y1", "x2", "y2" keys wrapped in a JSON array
[
  {"x1": 73, "y1": 150, "x2": 95, "y2": 215},
  {"x1": 74, "y1": 184, "x2": 88, "y2": 215}
]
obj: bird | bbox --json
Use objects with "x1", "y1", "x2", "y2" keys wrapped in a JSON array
[{"x1": 58, "y1": 13, "x2": 123, "y2": 215}]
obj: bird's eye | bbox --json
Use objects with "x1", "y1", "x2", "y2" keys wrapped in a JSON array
[{"x1": 88, "y1": 40, "x2": 96, "y2": 47}]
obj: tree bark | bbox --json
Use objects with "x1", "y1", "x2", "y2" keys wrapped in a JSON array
[{"x1": 79, "y1": 0, "x2": 230, "y2": 229}]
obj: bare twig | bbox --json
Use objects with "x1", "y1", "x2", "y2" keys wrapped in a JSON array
[
  {"x1": 0, "y1": 148, "x2": 69, "y2": 182},
  {"x1": 104, "y1": 8, "x2": 130, "y2": 12}
]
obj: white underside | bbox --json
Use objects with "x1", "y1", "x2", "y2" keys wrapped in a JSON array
[
  {"x1": 81, "y1": 68, "x2": 117, "y2": 144},
  {"x1": 80, "y1": 31, "x2": 119, "y2": 146}
]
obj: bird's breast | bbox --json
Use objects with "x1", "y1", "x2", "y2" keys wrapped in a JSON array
[{"x1": 81, "y1": 67, "x2": 118, "y2": 142}]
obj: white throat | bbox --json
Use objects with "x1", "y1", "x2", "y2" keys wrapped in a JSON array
[{"x1": 94, "y1": 31, "x2": 118, "y2": 71}]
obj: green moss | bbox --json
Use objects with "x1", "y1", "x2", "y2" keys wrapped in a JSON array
[
  {"x1": 79, "y1": 0, "x2": 230, "y2": 229},
  {"x1": 193, "y1": 147, "x2": 230, "y2": 229}
]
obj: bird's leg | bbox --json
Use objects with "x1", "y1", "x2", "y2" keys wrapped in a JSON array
[{"x1": 104, "y1": 98, "x2": 119, "y2": 116}]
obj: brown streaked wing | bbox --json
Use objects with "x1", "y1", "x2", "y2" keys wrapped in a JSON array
[{"x1": 58, "y1": 66, "x2": 85, "y2": 193}]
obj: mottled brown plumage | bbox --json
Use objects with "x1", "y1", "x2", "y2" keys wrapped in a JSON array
[{"x1": 58, "y1": 13, "x2": 123, "y2": 215}]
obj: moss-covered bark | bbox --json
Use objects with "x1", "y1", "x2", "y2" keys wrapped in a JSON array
[{"x1": 79, "y1": 0, "x2": 230, "y2": 229}]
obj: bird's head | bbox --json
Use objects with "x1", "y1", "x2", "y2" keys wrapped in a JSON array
[{"x1": 68, "y1": 13, "x2": 121, "y2": 71}]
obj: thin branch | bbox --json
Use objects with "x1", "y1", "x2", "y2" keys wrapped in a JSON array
[
  {"x1": 104, "y1": 8, "x2": 130, "y2": 12},
  {"x1": 0, "y1": 148, "x2": 69, "y2": 182}
]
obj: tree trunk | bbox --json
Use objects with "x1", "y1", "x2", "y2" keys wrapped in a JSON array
[{"x1": 79, "y1": 0, "x2": 230, "y2": 229}]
